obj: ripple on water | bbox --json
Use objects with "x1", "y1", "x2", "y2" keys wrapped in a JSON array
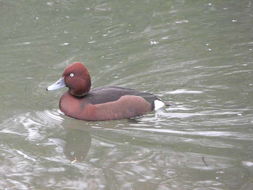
[
  {"x1": 0, "y1": 110, "x2": 68, "y2": 189},
  {"x1": 0, "y1": 106, "x2": 252, "y2": 189},
  {"x1": 0, "y1": 109, "x2": 64, "y2": 140}
]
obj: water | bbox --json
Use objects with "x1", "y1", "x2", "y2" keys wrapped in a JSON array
[{"x1": 0, "y1": 0, "x2": 253, "y2": 189}]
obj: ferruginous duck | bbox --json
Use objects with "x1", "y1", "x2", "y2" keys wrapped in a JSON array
[{"x1": 47, "y1": 62, "x2": 167, "y2": 121}]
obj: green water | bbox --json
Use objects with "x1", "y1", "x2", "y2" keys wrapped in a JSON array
[{"x1": 0, "y1": 0, "x2": 253, "y2": 189}]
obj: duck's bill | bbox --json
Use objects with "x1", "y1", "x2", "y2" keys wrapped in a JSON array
[{"x1": 47, "y1": 77, "x2": 66, "y2": 91}]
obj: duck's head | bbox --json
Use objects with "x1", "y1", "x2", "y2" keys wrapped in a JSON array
[{"x1": 47, "y1": 62, "x2": 91, "y2": 97}]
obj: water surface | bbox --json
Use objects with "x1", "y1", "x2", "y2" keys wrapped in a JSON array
[{"x1": 0, "y1": 0, "x2": 253, "y2": 189}]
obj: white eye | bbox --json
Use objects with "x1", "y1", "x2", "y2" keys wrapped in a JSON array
[{"x1": 69, "y1": 73, "x2": 74, "y2": 78}]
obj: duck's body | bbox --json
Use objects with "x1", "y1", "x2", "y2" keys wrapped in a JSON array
[
  {"x1": 47, "y1": 62, "x2": 166, "y2": 121},
  {"x1": 60, "y1": 86, "x2": 162, "y2": 121}
]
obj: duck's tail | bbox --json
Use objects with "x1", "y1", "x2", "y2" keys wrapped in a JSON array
[
  {"x1": 164, "y1": 101, "x2": 172, "y2": 106},
  {"x1": 154, "y1": 100, "x2": 171, "y2": 110}
]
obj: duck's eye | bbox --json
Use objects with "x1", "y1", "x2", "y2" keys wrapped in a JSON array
[{"x1": 69, "y1": 73, "x2": 75, "y2": 78}]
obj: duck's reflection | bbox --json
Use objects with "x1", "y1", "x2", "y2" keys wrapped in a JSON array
[
  {"x1": 63, "y1": 127, "x2": 91, "y2": 162},
  {"x1": 61, "y1": 118, "x2": 139, "y2": 162}
]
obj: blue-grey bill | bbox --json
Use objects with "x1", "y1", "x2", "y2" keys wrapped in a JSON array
[{"x1": 47, "y1": 77, "x2": 66, "y2": 91}]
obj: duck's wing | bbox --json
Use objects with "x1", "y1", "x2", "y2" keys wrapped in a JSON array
[{"x1": 87, "y1": 86, "x2": 159, "y2": 109}]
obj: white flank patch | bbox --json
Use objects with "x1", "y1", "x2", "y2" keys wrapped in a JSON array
[{"x1": 154, "y1": 100, "x2": 165, "y2": 110}]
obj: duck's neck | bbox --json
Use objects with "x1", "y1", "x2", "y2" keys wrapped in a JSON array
[{"x1": 69, "y1": 90, "x2": 89, "y2": 98}]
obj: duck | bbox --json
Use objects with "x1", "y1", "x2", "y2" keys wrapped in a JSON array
[{"x1": 47, "y1": 62, "x2": 167, "y2": 121}]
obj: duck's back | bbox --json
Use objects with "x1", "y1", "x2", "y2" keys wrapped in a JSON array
[{"x1": 87, "y1": 86, "x2": 159, "y2": 109}]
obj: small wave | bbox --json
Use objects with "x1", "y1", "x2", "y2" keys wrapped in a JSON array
[
  {"x1": 0, "y1": 109, "x2": 64, "y2": 141},
  {"x1": 166, "y1": 89, "x2": 203, "y2": 94},
  {"x1": 123, "y1": 127, "x2": 253, "y2": 140}
]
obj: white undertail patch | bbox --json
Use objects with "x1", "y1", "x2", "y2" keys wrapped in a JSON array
[{"x1": 154, "y1": 100, "x2": 165, "y2": 110}]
